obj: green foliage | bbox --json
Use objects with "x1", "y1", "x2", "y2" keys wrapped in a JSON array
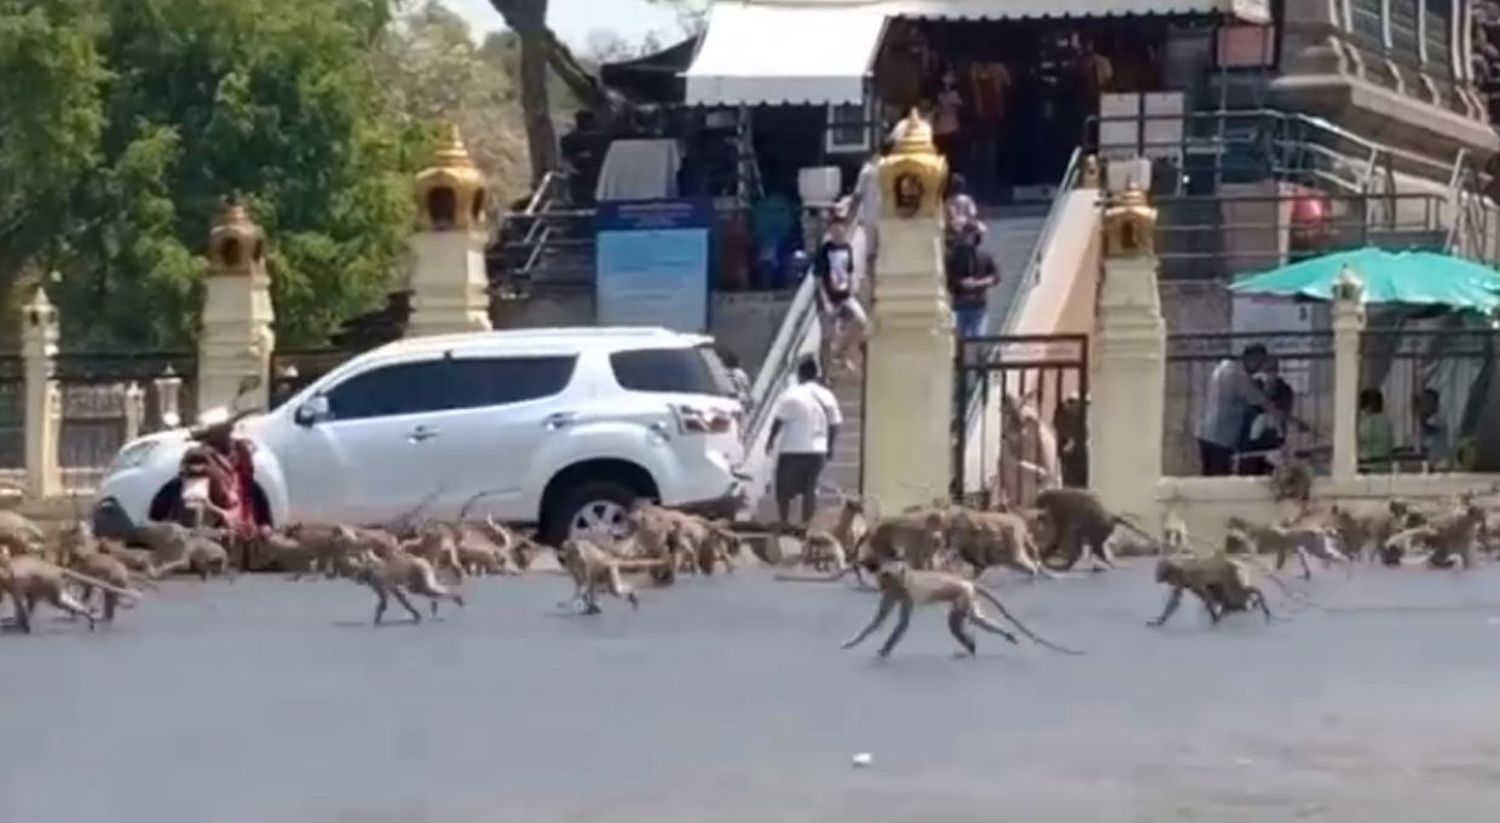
[{"x1": 0, "y1": 0, "x2": 428, "y2": 349}]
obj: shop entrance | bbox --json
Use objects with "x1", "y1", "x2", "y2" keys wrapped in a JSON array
[{"x1": 872, "y1": 16, "x2": 1176, "y2": 203}]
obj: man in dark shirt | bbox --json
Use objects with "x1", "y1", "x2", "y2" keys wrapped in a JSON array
[
  {"x1": 945, "y1": 231, "x2": 998, "y2": 339},
  {"x1": 814, "y1": 215, "x2": 868, "y2": 376}
]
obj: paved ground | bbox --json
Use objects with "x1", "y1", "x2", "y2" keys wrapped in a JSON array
[{"x1": 6, "y1": 560, "x2": 1500, "y2": 822}]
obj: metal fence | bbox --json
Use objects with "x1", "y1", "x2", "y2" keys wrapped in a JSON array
[
  {"x1": 270, "y1": 349, "x2": 354, "y2": 408},
  {"x1": 0, "y1": 355, "x2": 22, "y2": 469},
  {"x1": 952, "y1": 334, "x2": 1089, "y2": 507},
  {"x1": 1163, "y1": 331, "x2": 1335, "y2": 477},
  {"x1": 1360, "y1": 327, "x2": 1500, "y2": 472},
  {"x1": 1153, "y1": 190, "x2": 1448, "y2": 282},
  {"x1": 54, "y1": 352, "x2": 196, "y2": 484}
]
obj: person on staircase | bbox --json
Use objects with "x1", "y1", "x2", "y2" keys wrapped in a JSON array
[
  {"x1": 813, "y1": 212, "x2": 868, "y2": 379},
  {"x1": 765, "y1": 357, "x2": 842, "y2": 544},
  {"x1": 945, "y1": 228, "x2": 998, "y2": 340}
]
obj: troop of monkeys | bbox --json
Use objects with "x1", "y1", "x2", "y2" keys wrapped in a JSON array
[{"x1": 1, "y1": 486, "x2": 1495, "y2": 661}]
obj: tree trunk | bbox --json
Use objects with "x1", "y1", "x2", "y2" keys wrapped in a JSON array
[
  {"x1": 490, "y1": 0, "x2": 560, "y2": 183},
  {"x1": 539, "y1": 28, "x2": 610, "y2": 112}
]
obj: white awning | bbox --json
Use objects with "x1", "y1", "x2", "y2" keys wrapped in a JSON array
[{"x1": 684, "y1": 3, "x2": 889, "y2": 107}]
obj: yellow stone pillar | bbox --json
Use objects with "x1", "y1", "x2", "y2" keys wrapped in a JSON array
[
  {"x1": 198, "y1": 198, "x2": 275, "y2": 413},
  {"x1": 408, "y1": 124, "x2": 492, "y2": 337},
  {"x1": 21, "y1": 289, "x2": 60, "y2": 499},
  {"x1": 1087, "y1": 183, "x2": 1166, "y2": 523},
  {"x1": 1330, "y1": 268, "x2": 1365, "y2": 481},
  {"x1": 860, "y1": 111, "x2": 953, "y2": 514}
]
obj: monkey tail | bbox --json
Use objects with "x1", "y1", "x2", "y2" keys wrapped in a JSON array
[
  {"x1": 58, "y1": 568, "x2": 142, "y2": 601},
  {"x1": 974, "y1": 585, "x2": 1084, "y2": 655},
  {"x1": 773, "y1": 567, "x2": 856, "y2": 583},
  {"x1": 1113, "y1": 515, "x2": 1171, "y2": 553}
]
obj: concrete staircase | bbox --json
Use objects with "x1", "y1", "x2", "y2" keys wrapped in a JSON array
[
  {"x1": 812, "y1": 203, "x2": 1052, "y2": 508},
  {"x1": 980, "y1": 202, "x2": 1051, "y2": 333}
]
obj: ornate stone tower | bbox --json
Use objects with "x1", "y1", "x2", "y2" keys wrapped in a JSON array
[
  {"x1": 407, "y1": 124, "x2": 492, "y2": 338},
  {"x1": 1087, "y1": 182, "x2": 1166, "y2": 524},
  {"x1": 860, "y1": 109, "x2": 954, "y2": 514},
  {"x1": 199, "y1": 197, "x2": 274, "y2": 413}
]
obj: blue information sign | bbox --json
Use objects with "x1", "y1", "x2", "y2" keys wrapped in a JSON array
[{"x1": 595, "y1": 198, "x2": 712, "y2": 333}]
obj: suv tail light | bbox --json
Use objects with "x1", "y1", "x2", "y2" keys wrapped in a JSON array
[{"x1": 672, "y1": 404, "x2": 734, "y2": 435}]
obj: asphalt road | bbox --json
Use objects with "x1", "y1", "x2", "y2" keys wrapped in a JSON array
[{"x1": 5, "y1": 560, "x2": 1500, "y2": 823}]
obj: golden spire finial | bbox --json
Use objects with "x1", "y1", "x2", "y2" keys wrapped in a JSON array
[
  {"x1": 414, "y1": 122, "x2": 488, "y2": 231},
  {"x1": 208, "y1": 194, "x2": 266, "y2": 273},
  {"x1": 431, "y1": 122, "x2": 477, "y2": 170},
  {"x1": 1102, "y1": 181, "x2": 1157, "y2": 259},
  {"x1": 892, "y1": 107, "x2": 936, "y2": 157}
]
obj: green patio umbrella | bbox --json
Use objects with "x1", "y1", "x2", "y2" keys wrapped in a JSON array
[{"x1": 1229, "y1": 248, "x2": 1500, "y2": 313}]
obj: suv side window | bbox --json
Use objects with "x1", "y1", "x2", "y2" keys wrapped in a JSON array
[
  {"x1": 324, "y1": 360, "x2": 450, "y2": 421},
  {"x1": 447, "y1": 356, "x2": 577, "y2": 408},
  {"x1": 610, "y1": 347, "x2": 734, "y2": 397}
]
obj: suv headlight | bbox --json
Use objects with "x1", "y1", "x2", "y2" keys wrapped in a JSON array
[{"x1": 110, "y1": 440, "x2": 160, "y2": 471}]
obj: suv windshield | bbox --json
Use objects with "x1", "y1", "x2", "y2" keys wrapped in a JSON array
[{"x1": 610, "y1": 345, "x2": 736, "y2": 398}]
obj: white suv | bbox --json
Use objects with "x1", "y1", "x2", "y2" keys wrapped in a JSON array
[{"x1": 93, "y1": 327, "x2": 748, "y2": 544}]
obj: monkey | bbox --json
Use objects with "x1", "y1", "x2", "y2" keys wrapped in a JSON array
[
  {"x1": 839, "y1": 561, "x2": 1083, "y2": 658},
  {"x1": 0, "y1": 548, "x2": 140, "y2": 632},
  {"x1": 939, "y1": 507, "x2": 1055, "y2": 581},
  {"x1": 1328, "y1": 499, "x2": 1412, "y2": 562},
  {"x1": 347, "y1": 548, "x2": 464, "y2": 625},
  {"x1": 858, "y1": 509, "x2": 955, "y2": 571},
  {"x1": 152, "y1": 534, "x2": 233, "y2": 580},
  {"x1": 669, "y1": 518, "x2": 740, "y2": 575},
  {"x1": 1161, "y1": 507, "x2": 1190, "y2": 555},
  {"x1": 1032, "y1": 488, "x2": 1159, "y2": 572},
  {"x1": 555, "y1": 538, "x2": 670, "y2": 614},
  {"x1": 799, "y1": 528, "x2": 849, "y2": 573},
  {"x1": 0, "y1": 510, "x2": 46, "y2": 556},
  {"x1": 445, "y1": 521, "x2": 520, "y2": 576},
  {"x1": 1413, "y1": 503, "x2": 1487, "y2": 570},
  {"x1": 400, "y1": 527, "x2": 466, "y2": 581},
  {"x1": 1225, "y1": 516, "x2": 1348, "y2": 581},
  {"x1": 1148, "y1": 554, "x2": 1272, "y2": 627},
  {"x1": 65, "y1": 551, "x2": 140, "y2": 623}
]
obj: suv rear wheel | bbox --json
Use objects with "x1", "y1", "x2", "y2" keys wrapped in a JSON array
[{"x1": 544, "y1": 481, "x2": 639, "y2": 546}]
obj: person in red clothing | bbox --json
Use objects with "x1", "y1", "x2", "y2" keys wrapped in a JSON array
[{"x1": 186, "y1": 420, "x2": 259, "y2": 536}]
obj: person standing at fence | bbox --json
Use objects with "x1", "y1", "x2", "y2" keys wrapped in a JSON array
[
  {"x1": 1413, "y1": 388, "x2": 1452, "y2": 470},
  {"x1": 946, "y1": 229, "x2": 998, "y2": 339},
  {"x1": 765, "y1": 358, "x2": 841, "y2": 535},
  {"x1": 1196, "y1": 344, "x2": 1273, "y2": 476}
]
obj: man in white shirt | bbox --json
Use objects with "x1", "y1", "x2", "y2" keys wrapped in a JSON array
[
  {"x1": 766, "y1": 357, "x2": 843, "y2": 530},
  {"x1": 1197, "y1": 345, "x2": 1271, "y2": 476}
]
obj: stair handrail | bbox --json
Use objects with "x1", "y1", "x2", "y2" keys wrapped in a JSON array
[
  {"x1": 504, "y1": 171, "x2": 570, "y2": 285},
  {"x1": 956, "y1": 146, "x2": 1085, "y2": 436},
  {"x1": 742, "y1": 272, "x2": 821, "y2": 449}
]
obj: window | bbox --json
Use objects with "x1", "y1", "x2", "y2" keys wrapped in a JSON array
[
  {"x1": 1216, "y1": 25, "x2": 1276, "y2": 68},
  {"x1": 610, "y1": 346, "x2": 735, "y2": 397},
  {"x1": 446, "y1": 356, "x2": 576, "y2": 409},
  {"x1": 1425, "y1": 0, "x2": 1454, "y2": 76},
  {"x1": 1391, "y1": 0, "x2": 1421, "y2": 65},
  {"x1": 324, "y1": 360, "x2": 451, "y2": 422},
  {"x1": 825, "y1": 102, "x2": 871, "y2": 155},
  {"x1": 1349, "y1": 0, "x2": 1385, "y2": 48}
]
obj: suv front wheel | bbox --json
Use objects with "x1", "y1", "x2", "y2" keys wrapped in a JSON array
[{"x1": 545, "y1": 481, "x2": 639, "y2": 546}]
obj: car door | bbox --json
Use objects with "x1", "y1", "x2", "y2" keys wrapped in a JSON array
[
  {"x1": 427, "y1": 353, "x2": 579, "y2": 521},
  {"x1": 272, "y1": 356, "x2": 455, "y2": 524}
]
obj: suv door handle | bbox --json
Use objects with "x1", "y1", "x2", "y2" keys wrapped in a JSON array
[
  {"x1": 407, "y1": 425, "x2": 440, "y2": 443},
  {"x1": 543, "y1": 411, "x2": 577, "y2": 431}
]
